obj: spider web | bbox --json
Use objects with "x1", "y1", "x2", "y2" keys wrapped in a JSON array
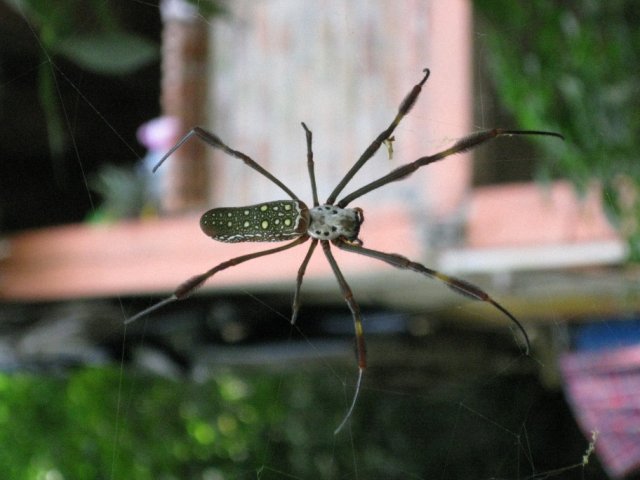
[{"x1": 0, "y1": 2, "x2": 604, "y2": 479}]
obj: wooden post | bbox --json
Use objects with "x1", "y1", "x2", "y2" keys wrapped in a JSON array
[{"x1": 159, "y1": 0, "x2": 209, "y2": 213}]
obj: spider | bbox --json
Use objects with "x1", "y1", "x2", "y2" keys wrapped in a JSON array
[{"x1": 126, "y1": 68, "x2": 563, "y2": 432}]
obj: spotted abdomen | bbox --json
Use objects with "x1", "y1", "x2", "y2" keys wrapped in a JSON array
[{"x1": 200, "y1": 200, "x2": 309, "y2": 243}]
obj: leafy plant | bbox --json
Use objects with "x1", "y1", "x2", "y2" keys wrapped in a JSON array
[
  {"x1": 0, "y1": 365, "x2": 598, "y2": 479},
  {"x1": 88, "y1": 163, "x2": 156, "y2": 221},
  {"x1": 475, "y1": 0, "x2": 640, "y2": 259},
  {"x1": 5, "y1": 0, "x2": 160, "y2": 158}
]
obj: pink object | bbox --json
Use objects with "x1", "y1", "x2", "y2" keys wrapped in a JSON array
[
  {"x1": 560, "y1": 344, "x2": 640, "y2": 478},
  {"x1": 469, "y1": 182, "x2": 616, "y2": 248},
  {"x1": 136, "y1": 116, "x2": 180, "y2": 151}
]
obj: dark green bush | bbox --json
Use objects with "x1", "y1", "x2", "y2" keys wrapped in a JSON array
[{"x1": 476, "y1": 0, "x2": 640, "y2": 259}]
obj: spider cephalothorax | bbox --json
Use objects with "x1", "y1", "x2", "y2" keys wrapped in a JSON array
[
  {"x1": 308, "y1": 205, "x2": 363, "y2": 243},
  {"x1": 127, "y1": 68, "x2": 563, "y2": 433}
]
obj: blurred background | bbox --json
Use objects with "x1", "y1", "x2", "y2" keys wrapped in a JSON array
[{"x1": 0, "y1": 0, "x2": 639, "y2": 478}]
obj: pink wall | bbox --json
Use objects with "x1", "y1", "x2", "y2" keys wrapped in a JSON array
[{"x1": 208, "y1": 1, "x2": 473, "y2": 236}]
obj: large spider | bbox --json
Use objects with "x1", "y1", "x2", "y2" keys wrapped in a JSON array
[{"x1": 126, "y1": 68, "x2": 563, "y2": 432}]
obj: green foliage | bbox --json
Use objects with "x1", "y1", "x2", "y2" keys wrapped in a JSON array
[
  {"x1": 88, "y1": 164, "x2": 157, "y2": 222},
  {"x1": 56, "y1": 31, "x2": 158, "y2": 75},
  {"x1": 183, "y1": 0, "x2": 226, "y2": 18},
  {"x1": 0, "y1": 368, "x2": 287, "y2": 479},
  {"x1": 475, "y1": 0, "x2": 640, "y2": 259},
  {"x1": 6, "y1": 0, "x2": 160, "y2": 162},
  {"x1": 7, "y1": 0, "x2": 159, "y2": 75},
  {"x1": 0, "y1": 365, "x2": 597, "y2": 479}
]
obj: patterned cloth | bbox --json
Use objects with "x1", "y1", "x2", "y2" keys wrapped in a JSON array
[{"x1": 560, "y1": 342, "x2": 640, "y2": 478}]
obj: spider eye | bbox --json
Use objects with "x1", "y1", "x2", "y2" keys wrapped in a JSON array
[{"x1": 354, "y1": 207, "x2": 364, "y2": 225}]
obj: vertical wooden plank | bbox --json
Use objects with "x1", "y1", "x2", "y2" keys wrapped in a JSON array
[{"x1": 159, "y1": 0, "x2": 210, "y2": 213}]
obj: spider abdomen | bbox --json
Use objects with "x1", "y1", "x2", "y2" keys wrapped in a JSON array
[
  {"x1": 308, "y1": 205, "x2": 363, "y2": 241},
  {"x1": 200, "y1": 200, "x2": 309, "y2": 243}
]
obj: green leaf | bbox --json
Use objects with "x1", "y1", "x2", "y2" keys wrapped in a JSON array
[
  {"x1": 184, "y1": 0, "x2": 227, "y2": 17},
  {"x1": 56, "y1": 31, "x2": 159, "y2": 75},
  {"x1": 475, "y1": 0, "x2": 640, "y2": 261}
]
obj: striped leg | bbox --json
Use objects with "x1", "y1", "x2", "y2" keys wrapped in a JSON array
[
  {"x1": 291, "y1": 239, "x2": 319, "y2": 324},
  {"x1": 125, "y1": 235, "x2": 309, "y2": 325},
  {"x1": 333, "y1": 239, "x2": 531, "y2": 354},
  {"x1": 338, "y1": 128, "x2": 564, "y2": 207},
  {"x1": 153, "y1": 126, "x2": 301, "y2": 201},
  {"x1": 326, "y1": 68, "x2": 431, "y2": 204},
  {"x1": 321, "y1": 240, "x2": 366, "y2": 434}
]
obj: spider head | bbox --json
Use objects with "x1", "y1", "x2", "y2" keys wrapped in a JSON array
[{"x1": 308, "y1": 205, "x2": 364, "y2": 243}]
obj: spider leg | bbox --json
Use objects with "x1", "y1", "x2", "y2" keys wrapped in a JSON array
[
  {"x1": 125, "y1": 235, "x2": 309, "y2": 325},
  {"x1": 321, "y1": 241, "x2": 367, "y2": 368},
  {"x1": 153, "y1": 126, "x2": 300, "y2": 201},
  {"x1": 333, "y1": 239, "x2": 531, "y2": 355},
  {"x1": 289, "y1": 125, "x2": 322, "y2": 323},
  {"x1": 326, "y1": 68, "x2": 431, "y2": 204},
  {"x1": 301, "y1": 122, "x2": 320, "y2": 207},
  {"x1": 338, "y1": 128, "x2": 564, "y2": 207},
  {"x1": 321, "y1": 240, "x2": 366, "y2": 434},
  {"x1": 335, "y1": 368, "x2": 363, "y2": 435},
  {"x1": 291, "y1": 239, "x2": 319, "y2": 324}
]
